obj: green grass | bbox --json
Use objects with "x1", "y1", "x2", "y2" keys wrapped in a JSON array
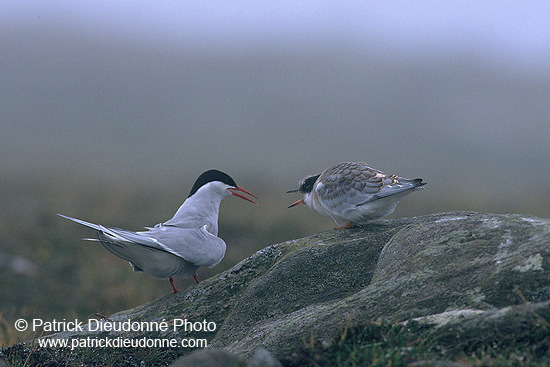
[
  {"x1": 2, "y1": 316, "x2": 548, "y2": 366},
  {"x1": 282, "y1": 320, "x2": 549, "y2": 367},
  {"x1": 3, "y1": 343, "x2": 189, "y2": 367}
]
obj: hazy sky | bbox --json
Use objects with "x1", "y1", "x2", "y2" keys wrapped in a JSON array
[
  {"x1": 1, "y1": 1, "x2": 549, "y2": 214},
  {"x1": 3, "y1": 1, "x2": 549, "y2": 68}
]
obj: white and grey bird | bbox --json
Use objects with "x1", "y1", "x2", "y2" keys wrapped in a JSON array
[
  {"x1": 287, "y1": 162, "x2": 426, "y2": 228},
  {"x1": 59, "y1": 170, "x2": 258, "y2": 293}
]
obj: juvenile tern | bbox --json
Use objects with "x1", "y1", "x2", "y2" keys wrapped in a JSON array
[
  {"x1": 59, "y1": 169, "x2": 258, "y2": 293},
  {"x1": 288, "y1": 162, "x2": 426, "y2": 228}
]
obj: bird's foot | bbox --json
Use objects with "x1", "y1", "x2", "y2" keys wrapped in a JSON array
[
  {"x1": 169, "y1": 277, "x2": 179, "y2": 293},
  {"x1": 193, "y1": 273, "x2": 200, "y2": 284},
  {"x1": 92, "y1": 313, "x2": 112, "y2": 321},
  {"x1": 335, "y1": 222, "x2": 354, "y2": 229}
]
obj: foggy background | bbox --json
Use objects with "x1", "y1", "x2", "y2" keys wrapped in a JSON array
[{"x1": 1, "y1": 1, "x2": 549, "y2": 338}]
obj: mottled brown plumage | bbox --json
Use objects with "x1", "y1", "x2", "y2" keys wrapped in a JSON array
[{"x1": 288, "y1": 162, "x2": 426, "y2": 227}]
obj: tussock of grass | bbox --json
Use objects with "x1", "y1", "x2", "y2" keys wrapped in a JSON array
[
  {"x1": 282, "y1": 320, "x2": 549, "y2": 367},
  {"x1": 3, "y1": 343, "x2": 189, "y2": 367}
]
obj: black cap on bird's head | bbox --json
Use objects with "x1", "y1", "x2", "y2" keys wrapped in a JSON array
[
  {"x1": 189, "y1": 170, "x2": 235, "y2": 196},
  {"x1": 286, "y1": 174, "x2": 320, "y2": 208},
  {"x1": 188, "y1": 169, "x2": 258, "y2": 204},
  {"x1": 287, "y1": 174, "x2": 320, "y2": 194},
  {"x1": 299, "y1": 175, "x2": 320, "y2": 194}
]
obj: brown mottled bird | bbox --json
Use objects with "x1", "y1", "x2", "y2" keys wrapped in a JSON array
[{"x1": 288, "y1": 162, "x2": 426, "y2": 228}]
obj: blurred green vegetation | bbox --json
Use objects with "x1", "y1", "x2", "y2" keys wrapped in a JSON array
[
  {"x1": 283, "y1": 320, "x2": 549, "y2": 366},
  {"x1": 1, "y1": 173, "x2": 548, "y2": 347}
]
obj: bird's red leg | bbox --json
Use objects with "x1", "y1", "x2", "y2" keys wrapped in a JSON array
[
  {"x1": 193, "y1": 273, "x2": 200, "y2": 284},
  {"x1": 336, "y1": 222, "x2": 354, "y2": 229},
  {"x1": 169, "y1": 277, "x2": 179, "y2": 293}
]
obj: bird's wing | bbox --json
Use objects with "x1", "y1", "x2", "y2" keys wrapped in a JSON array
[
  {"x1": 143, "y1": 225, "x2": 226, "y2": 268},
  {"x1": 373, "y1": 177, "x2": 425, "y2": 200},
  {"x1": 59, "y1": 214, "x2": 226, "y2": 268},
  {"x1": 314, "y1": 162, "x2": 385, "y2": 207},
  {"x1": 57, "y1": 214, "x2": 181, "y2": 257},
  {"x1": 58, "y1": 214, "x2": 111, "y2": 234},
  {"x1": 315, "y1": 162, "x2": 423, "y2": 208}
]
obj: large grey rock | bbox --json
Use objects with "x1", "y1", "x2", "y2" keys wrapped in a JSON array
[{"x1": 3, "y1": 212, "x2": 548, "y2": 366}]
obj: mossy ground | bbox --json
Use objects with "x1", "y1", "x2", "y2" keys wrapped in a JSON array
[
  {"x1": 2, "y1": 344, "x2": 190, "y2": 367},
  {"x1": 2, "y1": 314, "x2": 548, "y2": 366},
  {"x1": 281, "y1": 320, "x2": 549, "y2": 367}
]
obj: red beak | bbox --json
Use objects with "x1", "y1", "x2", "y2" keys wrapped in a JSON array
[
  {"x1": 228, "y1": 186, "x2": 259, "y2": 205},
  {"x1": 287, "y1": 198, "x2": 304, "y2": 208}
]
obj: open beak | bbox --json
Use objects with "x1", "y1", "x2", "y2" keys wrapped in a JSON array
[
  {"x1": 228, "y1": 186, "x2": 259, "y2": 205},
  {"x1": 287, "y1": 198, "x2": 304, "y2": 208},
  {"x1": 287, "y1": 188, "x2": 303, "y2": 208}
]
